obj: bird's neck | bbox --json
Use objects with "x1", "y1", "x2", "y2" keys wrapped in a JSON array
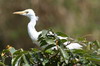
[
  {"x1": 27, "y1": 16, "x2": 39, "y2": 41},
  {"x1": 29, "y1": 16, "x2": 38, "y2": 27}
]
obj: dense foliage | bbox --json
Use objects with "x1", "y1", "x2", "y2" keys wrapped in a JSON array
[{"x1": 0, "y1": 30, "x2": 100, "y2": 66}]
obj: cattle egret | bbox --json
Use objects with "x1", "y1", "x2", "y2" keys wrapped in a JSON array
[{"x1": 13, "y1": 9, "x2": 82, "y2": 49}]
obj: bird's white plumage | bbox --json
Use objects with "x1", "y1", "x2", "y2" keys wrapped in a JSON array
[
  {"x1": 13, "y1": 9, "x2": 41, "y2": 42},
  {"x1": 28, "y1": 22, "x2": 41, "y2": 41},
  {"x1": 59, "y1": 36, "x2": 82, "y2": 49},
  {"x1": 26, "y1": 9, "x2": 42, "y2": 42},
  {"x1": 66, "y1": 43, "x2": 82, "y2": 49},
  {"x1": 13, "y1": 9, "x2": 82, "y2": 49}
]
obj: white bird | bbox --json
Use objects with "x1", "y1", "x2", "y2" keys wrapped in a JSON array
[
  {"x1": 13, "y1": 9, "x2": 41, "y2": 43},
  {"x1": 13, "y1": 9, "x2": 82, "y2": 49}
]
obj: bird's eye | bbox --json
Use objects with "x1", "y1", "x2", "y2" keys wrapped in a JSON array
[{"x1": 26, "y1": 11, "x2": 29, "y2": 13}]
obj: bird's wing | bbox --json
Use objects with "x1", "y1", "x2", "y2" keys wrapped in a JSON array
[{"x1": 66, "y1": 43, "x2": 82, "y2": 49}]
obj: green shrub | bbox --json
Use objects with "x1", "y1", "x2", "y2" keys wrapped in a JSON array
[{"x1": 0, "y1": 30, "x2": 100, "y2": 66}]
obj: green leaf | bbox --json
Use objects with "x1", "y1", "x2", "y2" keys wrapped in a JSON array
[
  {"x1": 31, "y1": 48, "x2": 39, "y2": 52},
  {"x1": 88, "y1": 56, "x2": 100, "y2": 63},
  {"x1": 22, "y1": 64, "x2": 30, "y2": 66},
  {"x1": 60, "y1": 39, "x2": 67, "y2": 43},
  {"x1": 0, "y1": 62, "x2": 5, "y2": 66},
  {"x1": 12, "y1": 54, "x2": 22, "y2": 66},
  {"x1": 22, "y1": 54, "x2": 30, "y2": 66},
  {"x1": 40, "y1": 40, "x2": 47, "y2": 47},
  {"x1": 42, "y1": 59, "x2": 49, "y2": 66},
  {"x1": 58, "y1": 46, "x2": 69, "y2": 64},
  {"x1": 56, "y1": 32, "x2": 68, "y2": 37},
  {"x1": 97, "y1": 49, "x2": 100, "y2": 55},
  {"x1": 41, "y1": 30, "x2": 48, "y2": 38},
  {"x1": 2, "y1": 49, "x2": 9, "y2": 53},
  {"x1": 72, "y1": 49, "x2": 86, "y2": 54},
  {"x1": 45, "y1": 49, "x2": 54, "y2": 54},
  {"x1": 93, "y1": 40, "x2": 100, "y2": 48},
  {"x1": 13, "y1": 49, "x2": 21, "y2": 55},
  {"x1": 46, "y1": 39, "x2": 55, "y2": 44},
  {"x1": 44, "y1": 44, "x2": 56, "y2": 51},
  {"x1": 28, "y1": 52, "x2": 38, "y2": 64}
]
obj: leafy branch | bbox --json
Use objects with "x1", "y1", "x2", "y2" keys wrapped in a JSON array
[{"x1": 0, "y1": 30, "x2": 100, "y2": 66}]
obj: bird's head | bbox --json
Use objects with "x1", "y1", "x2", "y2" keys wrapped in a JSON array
[{"x1": 13, "y1": 9, "x2": 38, "y2": 20}]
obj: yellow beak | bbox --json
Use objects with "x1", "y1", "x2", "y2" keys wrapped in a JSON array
[{"x1": 13, "y1": 11, "x2": 26, "y2": 15}]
